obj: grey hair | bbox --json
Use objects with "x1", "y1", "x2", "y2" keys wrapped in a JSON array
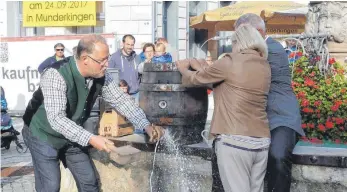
[
  {"x1": 76, "y1": 35, "x2": 107, "y2": 59},
  {"x1": 72, "y1": 46, "x2": 77, "y2": 56},
  {"x1": 234, "y1": 13, "x2": 266, "y2": 32},
  {"x1": 231, "y1": 24, "x2": 268, "y2": 59}
]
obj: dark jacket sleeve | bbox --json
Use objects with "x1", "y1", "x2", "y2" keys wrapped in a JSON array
[
  {"x1": 38, "y1": 56, "x2": 55, "y2": 74},
  {"x1": 22, "y1": 88, "x2": 44, "y2": 126}
]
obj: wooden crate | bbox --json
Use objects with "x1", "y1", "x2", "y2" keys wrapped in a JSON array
[{"x1": 99, "y1": 100, "x2": 134, "y2": 137}]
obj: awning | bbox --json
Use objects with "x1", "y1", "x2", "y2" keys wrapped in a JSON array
[{"x1": 190, "y1": 1, "x2": 307, "y2": 33}]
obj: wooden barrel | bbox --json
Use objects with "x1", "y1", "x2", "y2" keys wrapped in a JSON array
[{"x1": 139, "y1": 63, "x2": 208, "y2": 145}]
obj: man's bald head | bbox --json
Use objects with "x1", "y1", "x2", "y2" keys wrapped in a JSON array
[
  {"x1": 76, "y1": 35, "x2": 108, "y2": 59},
  {"x1": 234, "y1": 13, "x2": 266, "y2": 37},
  {"x1": 75, "y1": 34, "x2": 110, "y2": 78}
]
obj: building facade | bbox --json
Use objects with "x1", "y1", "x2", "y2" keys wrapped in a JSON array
[{"x1": 0, "y1": 1, "x2": 232, "y2": 59}]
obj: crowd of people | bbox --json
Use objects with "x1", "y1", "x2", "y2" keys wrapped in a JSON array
[
  {"x1": 1, "y1": 12, "x2": 305, "y2": 192},
  {"x1": 37, "y1": 35, "x2": 174, "y2": 103}
]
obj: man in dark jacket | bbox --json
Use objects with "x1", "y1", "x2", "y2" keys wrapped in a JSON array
[
  {"x1": 38, "y1": 43, "x2": 65, "y2": 73},
  {"x1": 108, "y1": 34, "x2": 141, "y2": 102},
  {"x1": 234, "y1": 13, "x2": 304, "y2": 192}
]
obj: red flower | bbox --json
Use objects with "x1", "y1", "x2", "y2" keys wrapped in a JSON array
[
  {"x1": 301, "y1": 136, "x2": 309, "y2": 141},
  {"x1": 297, "y1": 52, "x2": 303, "y2": 57},
  {"x1": 341, "y1": 88, "x2": 346, "y2": 93},
  {"x1": 291, "y1": 81, "x2": 300, "y2": 90},
  {"x1": 335, "y1": 118, "x2": 344, "y2": 125},
  {"x1": 318, "y1": 124, "x2": 325, "y2": 131},
  {"x1": 325, "y1": 121, "x2": 334, "y2": 129},
  {"x1": 314, "y1": 100, "x2": 321, "y2": 107},
  {"x1": 295, "y1": 68, "x2": 303, "y2": 73},
  {"x1": 301, "y1": 124, "x2": 307, "y2": 129},
  {"x1": 335, "y1": 100, "x2": 343, "y2": 106},
  {"x1": 315, "y1": 56, "x2": 321, "y2": 61},
  {"x1": 308, "y1": 123, "x2": 315, "y2": 128},
  {"x1": 337, "y1": 69, "x2": 345, "y2": 75},
  {"x1": 328, "y1": 58, "x2": 336, "y2": 65},
  {"x1": 309, "y1": 72, "x2": 315, "y2": 77},
  {"x1": 289, "y1": 52, "x2": 295, "y2": 58},
  {"x1": 335, "y1": 139, "x2": 341, "y2": 144},
  {"x1": 297, "y1": 91, "x2": 306, "y2": 99},
  {"x1": 331, "y1": 105, "x2": 339, "y2": 112},
  {"x1": 326, "y1": 79, "x2": 332, "y2": 84},
  {"x1": 304, "y1": 78, "x2": 315, "y2": 87},
  {"x1": 303, "y1": 108, "x2": 313, "y2": 113},
  {"x1": 301, "y1": 99, "x2": 310, "y2": 107},
  {"x1": 310, "y1": 137, "x2": 323, "y2": 144}
]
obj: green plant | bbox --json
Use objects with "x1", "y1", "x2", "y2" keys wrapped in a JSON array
[{"x1": 290, "y1": 55, "x2": 347, "y2": 144}]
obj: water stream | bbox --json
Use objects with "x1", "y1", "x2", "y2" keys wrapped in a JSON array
[{"x1": 150, "y1": 129, "x2": 204, "y2": 192}]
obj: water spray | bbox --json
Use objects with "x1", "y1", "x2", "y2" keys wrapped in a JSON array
[{"x1": 150, "y1": 138, "x2": 161, "y2": 192}]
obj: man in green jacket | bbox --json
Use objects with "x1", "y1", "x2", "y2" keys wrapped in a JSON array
[{"x1": 22, "y1": 34, "x2": 164, "y2": 192}]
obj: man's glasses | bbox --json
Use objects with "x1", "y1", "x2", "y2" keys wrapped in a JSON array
[
  {"x1": 87, "y1": 55, "x2": 111, "y2": 65},
  {"x1": 56, "y1": 49, "x2": 64, "y2": 52}
]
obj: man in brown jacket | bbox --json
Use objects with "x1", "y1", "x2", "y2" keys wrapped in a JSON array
[{"x1": 177, "y1": 25, "x2": 271, "y2": 192}]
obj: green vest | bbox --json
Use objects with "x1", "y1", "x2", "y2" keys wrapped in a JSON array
[{"x1": 30, "y1": 58, "x2": 104, "y2": 149}]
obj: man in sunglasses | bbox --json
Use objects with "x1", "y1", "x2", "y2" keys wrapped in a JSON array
[{"x1": 38, "y1": 43, "x2": 66, "y2": 73}]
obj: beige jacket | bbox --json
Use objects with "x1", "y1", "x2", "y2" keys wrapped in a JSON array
[{"x1": 179, "y1": 49, "x2": 271, "y2": 138}]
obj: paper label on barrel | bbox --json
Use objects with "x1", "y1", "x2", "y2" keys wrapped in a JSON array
[{"x1": 99, "y1": 110, "x2": 134, "y2": 137}]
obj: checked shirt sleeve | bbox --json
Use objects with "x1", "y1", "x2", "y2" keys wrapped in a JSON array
[
  {"x1": 101, "y1": 72, "x2": 150, "y2": 133},
  {"x1": 40, "y1": 68, "x2": 93, "y2": 146}
]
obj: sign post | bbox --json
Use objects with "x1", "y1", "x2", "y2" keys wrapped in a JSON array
[{"x1": 22, "y1": 1, "x2": 96, "y2": 27}]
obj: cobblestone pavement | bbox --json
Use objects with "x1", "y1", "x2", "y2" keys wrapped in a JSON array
[
  {"x1": 1, "y1": 175, "x2": 35, "y2": 192},
  {"x1": 1, "y1": 118, "x2": 35, "y2": 192}
]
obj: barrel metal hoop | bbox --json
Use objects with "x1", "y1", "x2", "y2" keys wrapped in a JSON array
[
  {"x1": 139, "y1": 84, "x2": 207, "y2": 92},
  {"x1": 140, "y1": 84, "x2": 187, "y2": 91},
  {"x1": 143, "y1": 62, "x2": 178, "y2": 72},
  {"x1": 147, "y1": 116, "x2": 207, "y2": 126}
]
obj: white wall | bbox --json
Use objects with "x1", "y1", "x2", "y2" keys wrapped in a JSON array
[
  {"x1": 207, "y1": 1, "x2": 219, "y2": 10},
  {"x1": 178, "y1": 1, "x2": 188, "y2": 59},
  {"x1": 105, "y1": 0, "x2": 153, "y2": 53},
  {"x1": 155, "y1": 1, "x2": 163, "y2": 38},
  {"x1": 0, "y1": 1, "x2": 7, "y2": 37}
]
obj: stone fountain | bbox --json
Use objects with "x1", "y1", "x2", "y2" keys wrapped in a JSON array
[{"x1": 305, "y1": 1, "x2": 347, "y2": 65}]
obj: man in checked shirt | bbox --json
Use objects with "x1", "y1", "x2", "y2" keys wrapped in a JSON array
[{"x1": 21, "y1": 34, "x2": 164, "y2": 192}]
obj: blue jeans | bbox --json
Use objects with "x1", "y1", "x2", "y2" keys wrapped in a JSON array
[
  {"x1": 130, "y1": 92, "x2": 139, "y2": 103},
  {"x1": 22, "y1": 125, "x2": 99, "y2": 192}
]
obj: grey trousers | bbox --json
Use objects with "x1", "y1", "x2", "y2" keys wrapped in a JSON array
[{"x1": 215, "y1": 135, "x2": 270, "y2": 192}]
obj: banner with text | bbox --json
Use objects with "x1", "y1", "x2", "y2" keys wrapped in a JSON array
[
  {"x1": 0, "y1": 35, "x2": 115, "y2": 111},
  {"x1": 22, "y1": 1, "x2": 96, "y2": 27}
]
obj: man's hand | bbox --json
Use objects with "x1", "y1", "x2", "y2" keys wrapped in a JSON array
[
  {"x1": 89, "y1": 135, "x2": 115, "y2": 153},
  {"x1": 145, "y1": 125, "x2": 165, "y2": 144},
  {"x1": 176, "y1": 59, "x2": 190, "y2": 73}
]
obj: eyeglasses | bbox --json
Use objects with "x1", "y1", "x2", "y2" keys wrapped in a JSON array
[
  {"x1": 56, "y1": 49, "x2": 64, "y2": 51},
  {"x1": 87, "y1": 55, "x2": 111, "y2": 65}
]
